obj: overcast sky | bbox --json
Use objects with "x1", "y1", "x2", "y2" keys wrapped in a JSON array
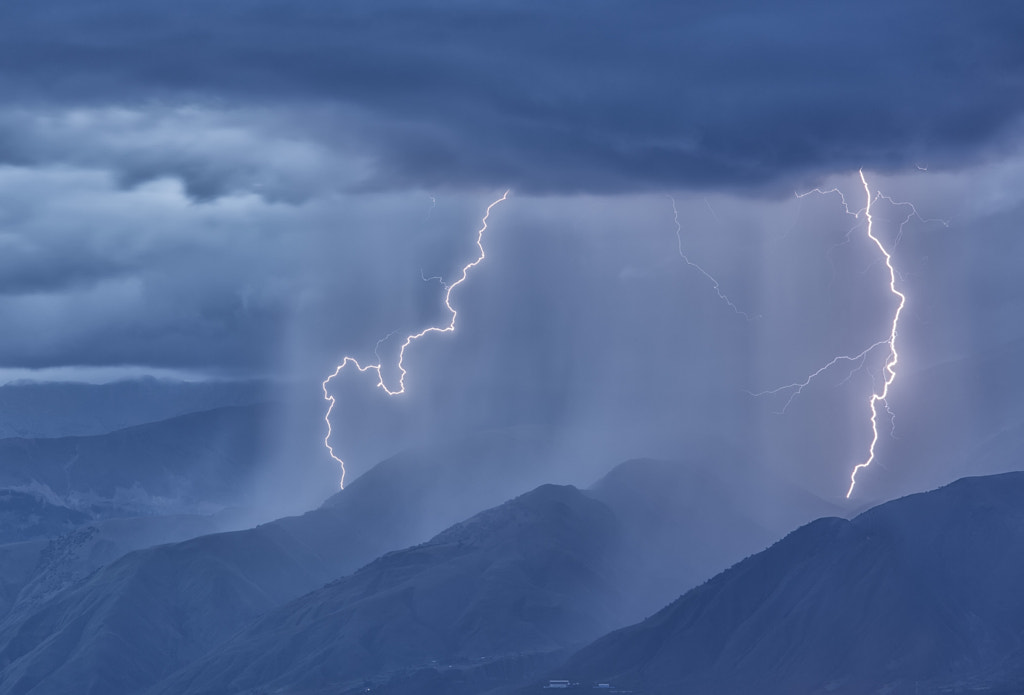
[{"x1": 2, "y1": 0, "x2": 1024, "y2": 503}]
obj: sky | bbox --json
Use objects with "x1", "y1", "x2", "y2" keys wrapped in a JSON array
[{"x1": 2, "y1": 0, "x2": 1024, "y2": 505}]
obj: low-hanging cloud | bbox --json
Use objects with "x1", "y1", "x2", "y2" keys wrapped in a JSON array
[
  {"x1": 0, "y1": 0, "x2": 1023, "y2": 507},
  {"x1": 0, "y1": 1, "x2": 1021, "y2": 195}
]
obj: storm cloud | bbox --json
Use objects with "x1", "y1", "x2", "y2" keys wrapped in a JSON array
[
  {"x1": 0, "y1": 1, "x2": 1021, "y2": 194},
  {"x1": 1, "y1": 0, "x2": 1023, "y2": 503}
]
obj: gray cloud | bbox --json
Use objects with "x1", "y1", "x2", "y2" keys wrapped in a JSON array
[
  {"x1": 0, "y1": 108, "x2": 370, "y2": 202},
  {"x1": 0, "y1": 1, "x2": 1021, "y2": 194},
  {"x1": 0, "y1": 0, "x2": 1022, "y2": 506}
]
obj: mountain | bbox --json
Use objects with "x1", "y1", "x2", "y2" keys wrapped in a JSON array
[
  {"x1": 862, "y1": 336, "x2": 1024, "y2": 500},
  {"x1": 0, "y1": 509, "x2": 251, "y2": 620},
  {"x1": 145, "y1": 459, "x2": 835, "y2": 695},
  {"x1": 0, "y1": 541, "x2": 47, "y2": 625},
  {"x1": 587, "y1": 457, "x2": 834, "y2": 621},
  {"x1": 0, "y1": 437, "x2": 844, "y2": 695},
  {"x1": 550, "y1": 471, "x2": 1024, "y2": 695},
  {"x1": 0, "y1": 378, "x2": 272, "y2": 439},
  {"x1": 0, "y1": 404, "x2": 279, "y2": 516},
  {"x1": 151, "y1": 484, "x2": 623, "y2": 695},
  {"x1": 0, "y1": 428, "x2": 561, "y2": 695},
  {"x1": 0, "y1": 490, "x2": 89, "y2": 544},
  {"x1": 0, "y1": 399, "x2": 282, "y2": 621},
  {"x1": 0, "y1": 491, "x2": 244, "y2": 619}
]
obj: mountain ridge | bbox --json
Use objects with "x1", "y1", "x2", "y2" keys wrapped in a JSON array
[
  {"x1": 550, "y1": 471, "x2": 1024, "y2": 695},
  {"x1": 149, "y1": 484, "x2": 624, "y2": 695}
]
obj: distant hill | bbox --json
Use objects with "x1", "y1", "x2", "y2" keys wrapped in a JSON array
[
  {"x1": 0, "y1": 404, "x2": 277, "y2": 515},
  {"x1": 0, "y1": 438, "x2": 848, "y2": 695},
  {"x1": 551, "y1": 471, "x2": 1024, "y2": 695},
  {"x1": 587, "y1": 457, "x2": 834, "y2": 622},
  {"x1": 152, "y1": 484, "x2": 623, "y2": 695},
  {"x1": 143, "y1": 459, "x2": 837, "y2": 695},
  {"x1": 869, "y1": 336, "x2": 1024, "y2": 499},
  {"x1": 0, "y1": 428, "x2": 564, "y2": 695},
  {"x1": 0, "y1": 378, "x2": 271, "y2": 439},
  {"x1": 0, "y1": 402, "x2": 285, "y2": 623},
  {"x1": 0, "y1": 509, "x2": 249, "y2": 620},
  {"x1": 0, "y1": 489, "x2": 89, "y2": 544}
]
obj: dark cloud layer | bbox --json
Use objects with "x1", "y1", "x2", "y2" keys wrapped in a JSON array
[
  {"x1": 0, "y1": 1, "x2": 1023, "y2": 505},
  {"x1": 0, "y1": 1, "x2": 1022, "y2": 193}
]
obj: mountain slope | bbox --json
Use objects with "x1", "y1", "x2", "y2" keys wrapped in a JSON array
[
  {"x1": 0, "y1": 509, "x2": 253, "y2": 619},
  {"x1": 587, "y1": 457, "x2": 833, "y2": 621},
  {"x1": 0, "y1": 428, "x2": 560, "y2": 695},
  {"x1": 152, "y1": 484, "x2": 623, "y2": 695},
  {"x1": 553, "y1": 471, "x2": 1024, "y2": 695},
  {"x1": 0, "y1": 379, "x2": 271, "y2": 439},
  {"x1": 0, "y1": 404, "x2": 278, "y2": 515},
  {"x1": 0, "y1": 490, "x2": 89, "y2": 544},
  {"x1": 152, "y1": 457, "x2": 840, "y2": 695}
]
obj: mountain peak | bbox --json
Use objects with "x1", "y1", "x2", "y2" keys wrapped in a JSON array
[{"x1": 554, "y1": 470, "x2": 1024, "y2": 695}]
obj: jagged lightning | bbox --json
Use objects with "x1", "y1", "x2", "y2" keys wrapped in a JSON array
[
  {"x1": 322, "y1": 191, "x2": 510, "y2": 488},
  {"x1": 668, "y1": 195, "x2": 754, "y2": 319},
  {"x1": 847, "y1": 169, "x2": 904, "y2": 499},
  {"x1": 752, "y1": 170, "x2": 943, "y2": 498}
]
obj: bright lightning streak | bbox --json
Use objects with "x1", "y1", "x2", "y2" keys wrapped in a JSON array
[
  {"x1": 846, "y1": 169, "x2": 904, "y2": 499},
  {"x1": 668, "y1": 195, "x2": 755, "y2": 320},
  {"x1": 322, "y1": 190, "x2": 510, "y2": 488},
  {"x1": 753, "y1": 170, "x2": 938, "y2": 499}
]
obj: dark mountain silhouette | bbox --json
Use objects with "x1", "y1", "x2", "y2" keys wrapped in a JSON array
[
  {"x1": 0, "y1": 404, "x2": 279, "y2": 515},
  {"x1": 0, "y1": 439, "x2": 848, "y2": 695},
  {"x1": 144, "y1": 459, "x2": 836, "y2": 695},
  {"x1": 151, "y1": 484, "x2": 622, "y2": 695},
  {"x1": 0, "y1": 541, "x2": 47, "y2": 625},
  {"x1": 0, "y1": 378, "x2": 271, "y2": 439},
  {"x1": 588, "y1": 457, "x2": 835, "y2": 621},
  {"x1": 874, "y1": 336, "x2": 1024, "y2": 499},
  {"x1": 0, "y1": 509, "x2": 252, "y2": 622},
  {"x1": 549, "y1": 471, "x2": 1024, "y2": 695},
  {"x1": 0, "y1": 428, "x2": 560, "y2": 695}
]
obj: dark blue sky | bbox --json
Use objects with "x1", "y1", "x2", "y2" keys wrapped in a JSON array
[{"x1": 1, "y1": 0, "x2": 1023, "y2": 502}]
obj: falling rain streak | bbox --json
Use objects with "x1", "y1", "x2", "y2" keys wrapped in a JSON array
[{"x1": 322, "y1": 192, "x2": 510, "y2": 488}]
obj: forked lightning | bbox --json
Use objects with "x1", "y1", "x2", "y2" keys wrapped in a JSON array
[
  {"x1": 752, "y1": 170, "x2": 944, "y2": 498},
  {"x1": 322, "y1": 191, "x2": 510, "y2": 488}
]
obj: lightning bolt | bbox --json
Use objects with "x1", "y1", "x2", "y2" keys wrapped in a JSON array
[
  {"x1": 668, "y1": 195, "x2": 755, "y2": 320},
  {"x1": 846, "y1": 169, "x2": 905, "y2": 498},
  {"x1": 746, "y1": 339, "x2": 889, "y2": 414},
  {"x1": 322, "y1": 190, "x2": 510, "y2": 488},
  {"x1": 752, "y1": 170, "x2": 940, "y2": 498}
]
